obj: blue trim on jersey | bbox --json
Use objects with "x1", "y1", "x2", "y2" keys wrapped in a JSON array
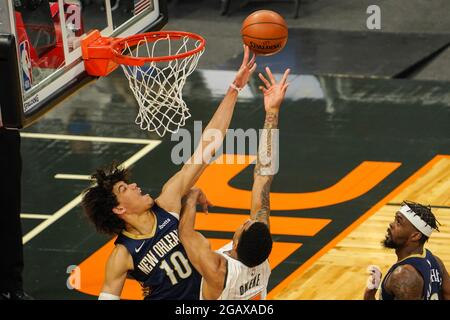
[
  {"x1": 115, "y1": 203, "x2": 201, "y2": 300},
  {"x1": 380, "y1": 249, "x2": 443, "y2": 300}
]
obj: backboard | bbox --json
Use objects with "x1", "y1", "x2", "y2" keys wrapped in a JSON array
[{"x1": 0, "y1": 0, "x2": 168, "y2": 129}]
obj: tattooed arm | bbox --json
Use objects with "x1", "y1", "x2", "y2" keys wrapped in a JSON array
[
  {"x1": 250, "y1": 112, "x2": 276, "y2": 229},
  {"x1": 250, "y1": 67, "x2": 290, "y2": 229},
  {"x1": 385, "y1": 265, "x2": 424, "y2": 300}
]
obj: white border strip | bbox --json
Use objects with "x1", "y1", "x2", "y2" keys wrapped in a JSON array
[
  {"x1": 22, "y1": 142, "x2": 161, "y2": 244},
  {"x1": 54, "y1": 174, "x2": 91, "y2": 180},
  {"x1": 57, "y1": 0, "x2": 70, "y2": 61},
  {"x1": 21, "y1": 213, "x2": 52, "y2": 220},
  {"x1": 20, "y1": 132, "x2": 159, "y2": 144},
  {"x1": 105, "y1": 0, "x2": 114, "y2": 34},
  {"x1": 7, "y1": 0, "x2": 16, "y2": 34}
]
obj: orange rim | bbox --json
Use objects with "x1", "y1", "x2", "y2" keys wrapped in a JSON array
[{"x1": 111, "y1": 31, "x2": 206, "y2": 66}]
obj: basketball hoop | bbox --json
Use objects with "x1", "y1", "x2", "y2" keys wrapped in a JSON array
[{"x1": 81, "y1": 30, "x2": 206, "y2": 136}]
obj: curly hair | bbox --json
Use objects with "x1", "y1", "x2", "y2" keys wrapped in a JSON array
[
  {"x1": 236, "y1": 222, "x2": 272, "y2": 268},
  {"x1": 403, "y1": 200, "x2": 441, "y2": 243},
  {"x1": 81, "y1": 164, "x2": 129, "y2": 235}
]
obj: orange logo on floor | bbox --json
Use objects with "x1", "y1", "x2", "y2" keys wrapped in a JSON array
[{"x1": 75, "y1": 154, "x2": 400, "y2": 299}]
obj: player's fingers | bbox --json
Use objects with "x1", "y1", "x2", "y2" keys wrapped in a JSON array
[
  {"x1": 258, "y1": 73, "x2": 271, "y2": 88},
  {"x1": 241, "y1": 45, "x2": 250, "y2": 67},
  {"x1": 282, "y1": 83, "x2": 289, "y2": 94},
  {"x1": 280, "y1": 68, "x2": 291, "y2": 85},
  {"x1": 249, "y1": 62, "x2": 257, "y2": 74},
  {"x1": 265, "y1": 66, "x2": 276, "y2": 85},
  {"x1": 248, "y1": 52, "x2": 256, "y2": 67},
  {"x1": 259, "y1": 86, "x2": 267, "y2": 94}
]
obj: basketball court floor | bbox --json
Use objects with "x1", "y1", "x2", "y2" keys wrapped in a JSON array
[
  {"x1": 9, "y1": 1, "x2": 450, "y2": 299},
  {"x1": 20, "y1": 72, "x2": 450, "y2": 299}
]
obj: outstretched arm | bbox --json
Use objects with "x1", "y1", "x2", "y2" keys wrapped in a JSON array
[
  {"x1": 178, "y1": 189, "x2": 226, "y2": 297},
  {"x1": 157, "y1": 46, "x2": 257, "y2": 213},
  {"x1": 250, "y1": 67, "x2": 290, "y2": 229}
]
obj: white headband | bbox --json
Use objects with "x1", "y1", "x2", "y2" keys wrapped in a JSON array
[{"x1": 399, "y1": 204, "x2": 434, "y2": 237}]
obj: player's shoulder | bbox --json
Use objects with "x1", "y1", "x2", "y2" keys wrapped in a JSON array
[
  {"x1": 111, "y1": 243, "x2": 130, "y2": 255},
  {"x1": 109, "y1": 244, "x2": 131, "y2": 262},
  {"x1": 107, "y1": 244, "x2": 133, "y2": 271},
  {"x1": 384, "y1": 264, "x2": 424, "y2": 299},
  {"x1": 390, "y1": 264, "x2": 423, "y2": 284}
]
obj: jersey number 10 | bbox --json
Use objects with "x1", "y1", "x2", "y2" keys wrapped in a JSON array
[{"x1": 159, "y1": 251, "x2": 192, "y2": 285}]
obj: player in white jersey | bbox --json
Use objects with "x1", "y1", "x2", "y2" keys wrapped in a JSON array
[
  {"x1": 179, "y1": 66, "x2": 290, "y2": 300},
  {"x1": 211, "y1": 241, "x2": 271, "y2": 300}
]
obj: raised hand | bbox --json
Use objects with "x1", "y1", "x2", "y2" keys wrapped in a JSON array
[
  {"x1": 186, "y1": 188, "x2": 213, "y2": 214},
  {"x1": 232, "y1": 45, "x2": 257, "y2": 90},
  {"x1": 258, "y1": 67, "x2": 290, "y2": 111}
]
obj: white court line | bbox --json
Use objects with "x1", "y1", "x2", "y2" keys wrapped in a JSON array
[
  {"x1": 21, "y1": 213, "x2": 53, "y2": 219},
  {"x1": 22, "y1": 141, "x2": 161, "y2": 244},
  {"x1": 20, "y1": 132, "x2": 159, "y2": 145},
  {"x1": 55, "y1": 174, "x2": 91, "y2": 180}
]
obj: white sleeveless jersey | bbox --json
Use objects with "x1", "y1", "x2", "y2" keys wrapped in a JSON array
[{"x1": 200, "y1": 242, "x2": 271, "y2": 300}]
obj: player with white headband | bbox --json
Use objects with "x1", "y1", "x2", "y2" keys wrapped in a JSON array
[{"x1": 364, "y1": 201, "x2": 450, "y2": 300}]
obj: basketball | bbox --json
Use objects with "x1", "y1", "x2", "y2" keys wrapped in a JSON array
[{"x1": 241, "y1": 10, "x2": 288, "y2": 56}]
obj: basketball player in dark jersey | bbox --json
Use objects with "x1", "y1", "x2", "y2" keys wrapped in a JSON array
[
  {"x1": 364, "y1": 201, "x2": 450, "y2": 300},
  {"x1": 178, "y1": 67, "x2": 290, "y2": 300},
  {"x1": 81, "y1": 45, "x2": 257, "y2": 300}
]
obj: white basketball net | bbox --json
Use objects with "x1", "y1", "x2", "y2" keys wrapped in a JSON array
[{"x1": 120, "y1": 35, "x2": 204, "y2": 136}]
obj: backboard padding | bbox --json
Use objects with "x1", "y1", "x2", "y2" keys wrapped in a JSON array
[{"x1": 0, "y1": 0, "x2": 168, "y2": 129}]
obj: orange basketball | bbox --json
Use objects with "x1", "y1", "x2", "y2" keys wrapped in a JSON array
[{"x1": 241, "y1": 10, "x2": 288, "y2": 56}]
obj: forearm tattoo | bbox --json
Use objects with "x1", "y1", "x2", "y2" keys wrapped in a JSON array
[
  {"x1": 255, "y1": 112, "x2": 279, "y2": 176},
  {"x1": 264, "y1": 112, "x2": 278, "y2": 129},
  {"x1": 254, "y1": 179, "x2": 272, "y2": 225}
]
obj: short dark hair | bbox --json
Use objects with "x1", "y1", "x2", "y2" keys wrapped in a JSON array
[
  {"x1": 81, "y1": 164, "x2": 129, "y2": 235},
  {"x1": 237, "y1": 222, "x2": 272, "y2": 267},
  {"x1": 403, "y1": 200, "x2": 441, "y2": 244}
]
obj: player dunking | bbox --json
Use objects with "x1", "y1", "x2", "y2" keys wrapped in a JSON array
[
  {"x1": 364, "y1": 201, "x2": 450, "y2": 300},
  {"x1": 81, "y1": 45, "x2": 257, "y2": 300},
  {"x1": 179, "y1": 67, "x2": 290, "y2": 300}
]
